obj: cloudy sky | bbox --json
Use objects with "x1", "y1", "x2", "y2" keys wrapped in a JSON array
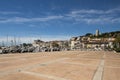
[{"x1": 0, "y1": 0, "x2": 120, "y2": 44}]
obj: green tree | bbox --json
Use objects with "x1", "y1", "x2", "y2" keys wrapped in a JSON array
[
  {"x1": 85, "y1": 33, "x2": 93, "y2": 36},
  {"x1": 115, "y1": 36, "x2": 120, "y2": 48},
  {"x1": 52, "y1": 42, "x2": 59, "y2": 48},
  {"x1": 114, "y1": 36, "x2": 120, "y2": 52}
]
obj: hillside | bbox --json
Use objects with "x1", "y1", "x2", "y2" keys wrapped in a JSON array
[{"x1": 85, "y1": 31, "x2": 120, "y2": 38}]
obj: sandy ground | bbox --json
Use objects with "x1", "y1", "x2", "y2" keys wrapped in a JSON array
[{"x1": 0, "y1": 51, "x2": 120, "y2": 80}]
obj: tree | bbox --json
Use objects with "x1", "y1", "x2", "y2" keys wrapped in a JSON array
[
  {"x1": 85, "y1": 33, "x2": 93, "y2": 36},
  {"x1": 115, "y1": 36, "x2": 120, "y2": 48},
  {"x1": 22, "y1": 43, "x2": 27, "y2": 47},
  {"x1": 52, "y1": 42, "x2": 59, "y2": 48},
  {"x1": 114, "y1": 36, "x2": 120, "y2": 52}
]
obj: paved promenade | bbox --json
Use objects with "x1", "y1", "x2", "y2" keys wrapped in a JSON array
[{"x1": 0, "y1": 51, "x2": 120, "y2": 80}]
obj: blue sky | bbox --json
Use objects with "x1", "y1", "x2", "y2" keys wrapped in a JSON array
[{"x1": 0, "y1": 0, "x2": 120, "y2": 43}]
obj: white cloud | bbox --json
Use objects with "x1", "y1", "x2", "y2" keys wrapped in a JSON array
[
  {"x1": 0, "y1": 11, "x2": 20, "y2": 15},
  {"x1": 70, "y1": 10, "x2": 104, "y2": 15},
  {"x1": 70, "y1": 7, "x2": 120, "y2": 15},
  {"x1": 0, "y1": 7, "x2": 120, "y2": 24},
  {"x1": 66, "y1": 7, "x2": 120, "y2": 24},
  {"x1": 105, "y1": 7, "x2": 120, "y2": 14},
  {"x1": 0, "y1": 15, "x2": 63, "y2": 23},
  {"x1": 29, "y1": 24, "x2": 36, "y2": 28}
]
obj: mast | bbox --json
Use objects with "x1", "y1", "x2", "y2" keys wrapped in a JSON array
[
  {"x1": 14, "y1": 36, "x2": 16, "y2": 46},
  {"x1": 2, "y1": 41, "x2": 5, "y2": 47},
  {"x1": 6, "y1": 34, "x2": 8, "y2": 46}
]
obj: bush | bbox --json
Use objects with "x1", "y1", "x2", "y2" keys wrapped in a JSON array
[{"x1": 115, "y1": 48, "x2": 120, "y2": 52}]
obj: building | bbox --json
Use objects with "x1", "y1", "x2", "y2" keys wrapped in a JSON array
[
  {"x1": 32, "y1": 39, "x2": 69, "y2": 51},
  {"x1": 70, "y1": 30, "x2": 115, "y2": 50}
]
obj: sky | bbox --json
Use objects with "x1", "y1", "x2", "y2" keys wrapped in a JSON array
[{"x1": 0, "y1": 0, "x2": 120, "y2": 44}]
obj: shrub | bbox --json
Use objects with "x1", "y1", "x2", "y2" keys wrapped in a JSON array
[{"x1": 115, "y1": 48, "x2": 120, "y2": 52}]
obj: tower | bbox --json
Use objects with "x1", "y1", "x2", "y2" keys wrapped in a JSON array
[{"x1": 96, "y1": 29, "x2": 99, "y2": 36}]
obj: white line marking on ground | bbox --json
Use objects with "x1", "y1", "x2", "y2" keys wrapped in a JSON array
[
  {"x1": 93, "y1": 54, "x2": 105, "y2": 80},
  {"x1": 23, "y1": 58, "x2": 69, "y2": 70},
  {"x1": 70, "y1": 58, "x2": 100, "y2": 60},
  {"x1": 0, "y1": 56, "x2": 48, "y2": 63},
  {"x1": 93, "y1": 60, "x2": 104, "y2": 80},
  {"x1": 105, "y1": 66, "x2": 120, "y2": 68},
  {"x1": 42, "y1": 58, "x2": 69, "y2": 65},
  {"x1": 0, "y1": 58, "x2": 69, "y2": 76},
  {"x1": 22, "y1": 71, "x2": 69, "y2": 80},
  {"x1": 61, "y1": 62, "x2": 97, "y2": 67}
]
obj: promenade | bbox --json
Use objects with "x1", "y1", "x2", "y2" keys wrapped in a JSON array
[{"x1": 0, "y1": 51, "x2": 120, "y2": 80}]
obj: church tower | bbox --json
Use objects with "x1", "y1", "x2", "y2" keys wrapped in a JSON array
[{"x1": 96, "y1": 29, "x2": 99, "y2": 36}]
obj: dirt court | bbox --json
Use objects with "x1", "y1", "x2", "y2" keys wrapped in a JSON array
[{"x1": 0, "y1": 51, "x2": 120, "y2": 80}]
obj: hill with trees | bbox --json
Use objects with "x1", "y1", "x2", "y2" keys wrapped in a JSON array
[
  {"x1": 84, "y1": 31, "x2": 120, "y2": 52},
  {"x1": 85, "y1": 31, "x2": 120, "y2": 38}
]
